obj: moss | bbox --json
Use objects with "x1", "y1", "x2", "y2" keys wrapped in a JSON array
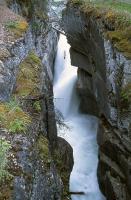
[
  {"x1": 28, "y1": 51, "x2": 41, "y2": 65},
  {"x1": 90, "y1": 0, "x2": 131, "y2": 14},
  {"x1": 5, "y1": 20, "x2": 28, "y2": 38},
  {"x1": 0, "y1": 138, "x2": 13, "y2": 199},
  {"x1": 37, "y1": 136, "x2": 70, "y2": 198},
  {"x1": 120, "y1": 83, "x2": 131, "y2": 110},
  {"x1": 36, "y1": 135, "x2": 51, "y2": 167},
  {"x1": 0, "y1": 52, "x2": 42, "y2": 133},
  {"x1": 35, "y1": 9, "x2": 48, "y2": 20},
  {"x1": 0, "y1": 50, "x2": 42, "y2": 196},
  {"x1": 69, "y1": 0, "x2": 131, "y2": 59},
  {"x1": 53, "y1": 149, "x2": 70, "y2": 199},
  {"x1": 0, "y1": 139, "x2": 12, "y2": 183},
  {"x1": 33, "y1": 101, "x2": 41, "y2": 112},
  {"x1": 107, "y1": 27, "x2": 131, "y2": 58},
  {"x1": 14, "y1": 51, "x2": 41, "y2": 97},
  {"x1": 70, "y1": 0, "x2": 83, "y2": 6},
  {"x1": 37, "y1": 135, "x2": 49, "y2": 159}
]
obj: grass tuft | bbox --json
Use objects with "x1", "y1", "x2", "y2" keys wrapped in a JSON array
[{"x1": 0, "y1": 99, "x2": 31, "y2": 133}]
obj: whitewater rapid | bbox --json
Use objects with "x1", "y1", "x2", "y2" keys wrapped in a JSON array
[{"x1": 53, "y1": 35, "x2": 104, "y2": 200}]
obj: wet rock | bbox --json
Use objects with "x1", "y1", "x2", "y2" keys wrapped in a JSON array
[
  {"x1": 97, "y1": 120, "x2": 131, "y2": 199},
  {"x1": 63, "y1": 4, "x2": 109, "y2": 118},
  {"x1": 0, "y1": 1, "x2": 73, "y2": 199},
  {"x1": 54, "y1": 137, "x2": 74, "y2": 199},
  {"x1": 70, "y1": 48, "x2": 93, "y2": 74},
  {"x1": 57, "y1": 137, "x2": 74, "y2": 173},
  {"x1": 63, "y1": 2, "x2": 131, "y2": 200},
  {"x1": 77, "y1": 68, "x2": 99, "y2": 116},
  {"x1": 105, "y1": 172, "x2": 129, "y2": 200}
]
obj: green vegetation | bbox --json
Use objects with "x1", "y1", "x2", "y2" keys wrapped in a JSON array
[
  {"x1": 0, "y1": 99, "x2": 31, "y2": 133},
  {"x1": 36, "y1": 135, "x2": 51, "y2": 168},
  {"x1": 107, "y1": 27, "x2": 131, "y2": 58},
  {"x1": 120, "y1": 83, "x2": 131, "y2": 109},
  {"x1": 70, "y1": 0, "x2": 83, "y2": 5},
  {"x1": 70, "y1": 0, "x2": 131, "y2": 58},
  {"x1": 95, "y1": 2, "x2": 131, "y2": 59},
  {"x1": 0, "y1": 139, "x2": 12, "y2": 183},
  {"x1": 0, "y1": 51, "x2": 42, "y2": 190},
  {"x1": 28, "y1": 51, "x2": 41, "y2": 65},
  {"x1": 36, "y1": 135, "x2": 70, "y2": 198},
  {"x1": 15, "y1": 51, "x2": 41, "y2": 97},
  {"x1": 86, "y1": 1, "x2": 131, "y2": 14},
  {"x1": 0, "y1": 51, "x2": 41, "y2": 133},
  {"x1": 33, "y1": 101, "x2": 41, "y2": 112},
  {"x1": 5, "y1": 20, "x2": 28, "y2": 38},
  {"x1": 53, "y1": 149, "x2": 70, "y2": 199},
  {"x1": 35, "y1": 9, "x2": 48, "y2": 20}
]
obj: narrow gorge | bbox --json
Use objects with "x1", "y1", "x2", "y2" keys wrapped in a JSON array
[{"x1": 0, "y1": 0, "x2": 131, "y2": 200}]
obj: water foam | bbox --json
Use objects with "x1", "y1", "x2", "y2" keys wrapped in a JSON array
[{"x1": 53, "y1": 35, "x2": 105, "y2": 200}]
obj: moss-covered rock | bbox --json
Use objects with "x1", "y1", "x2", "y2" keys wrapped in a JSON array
[
  {"x1": 15, "y1": 51, "x2": 41, "y2": 97},
  {"x1": 53, "y1": 137, "x2": 74, "y2": 199},
  {"x1": 0, "y1": 5, "x2": 28, "y2": 46},
  {"x1": 0, "y1": 99, "x2": 31, "y2": 133},
  {"x1": 0, "y1": 51, "x2": 42, "y2": 189},
  {"x1": 36, "y1": 135, "x2": 50, "y2": 165},
  {"x1": 69, "y1": 0, "x2": 131, "y2": 59},
  {"x1": 120, "y1": 82, "x2": 131, "y2": 110},
  {"x1": 5, "y1": 20, "x2": 28, "y2": 38}
]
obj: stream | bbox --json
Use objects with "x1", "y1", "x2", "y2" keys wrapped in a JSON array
[{"x1": 53, "y1": 35, "x2": 105, "y2": 200}]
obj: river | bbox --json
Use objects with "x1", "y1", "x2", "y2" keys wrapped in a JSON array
[{"x1": 53, "y1": 34, "x2": 104, "y2": 200}]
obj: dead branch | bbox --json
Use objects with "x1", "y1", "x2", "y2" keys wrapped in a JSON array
[{"x1": 69, "y1": 191, "x2": 85, "y2": 195}]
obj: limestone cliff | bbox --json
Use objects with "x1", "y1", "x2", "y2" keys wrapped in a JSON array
[
  {"x1": 63, "y1": 1, "x2": 131, "y2": 199},
  {"x1": 0, "y1": 0, "x2": 73, "y2": 199}
]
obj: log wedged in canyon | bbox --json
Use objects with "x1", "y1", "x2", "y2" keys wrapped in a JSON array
[{"x1": 63, "y1": 1, "x2": 131, "y2": 199}]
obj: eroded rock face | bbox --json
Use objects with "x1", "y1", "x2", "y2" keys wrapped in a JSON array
[
  {"x1": 63, "y1": 2, "x2": 131, "y2": 200},
  {"x1": 63, "y1": 3, "x2": 109, "y2": 118},
  {"x1": 0, "y1": 1, "x2": 74, "y2": 199}
]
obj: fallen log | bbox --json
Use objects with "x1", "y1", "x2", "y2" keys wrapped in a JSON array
[
  {"x1": 69, "y1": 191, "x2": 85, "y2": 195},
  {"x1": 21, "y1": 94, "x2": 53, "y2": 101},
  {"x1": 52, "y1": 26, "x2": 66, "y2": 36}
]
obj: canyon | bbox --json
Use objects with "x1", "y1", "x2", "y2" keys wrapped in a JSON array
[{"x1": 0, "y1": 0, "x2": 131, "y2": 200}]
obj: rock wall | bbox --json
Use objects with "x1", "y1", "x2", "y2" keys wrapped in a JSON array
[
  {"x1": 63, "y1": 1, "x2": 131, "y2": 200},
  {"x1": 0, "y1": 0, "x2": 73, "y2": 199}
]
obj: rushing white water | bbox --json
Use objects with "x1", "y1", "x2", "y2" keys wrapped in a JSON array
[{"x1": 53, "y1": 35, "x2": 105, "y2": 200}]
